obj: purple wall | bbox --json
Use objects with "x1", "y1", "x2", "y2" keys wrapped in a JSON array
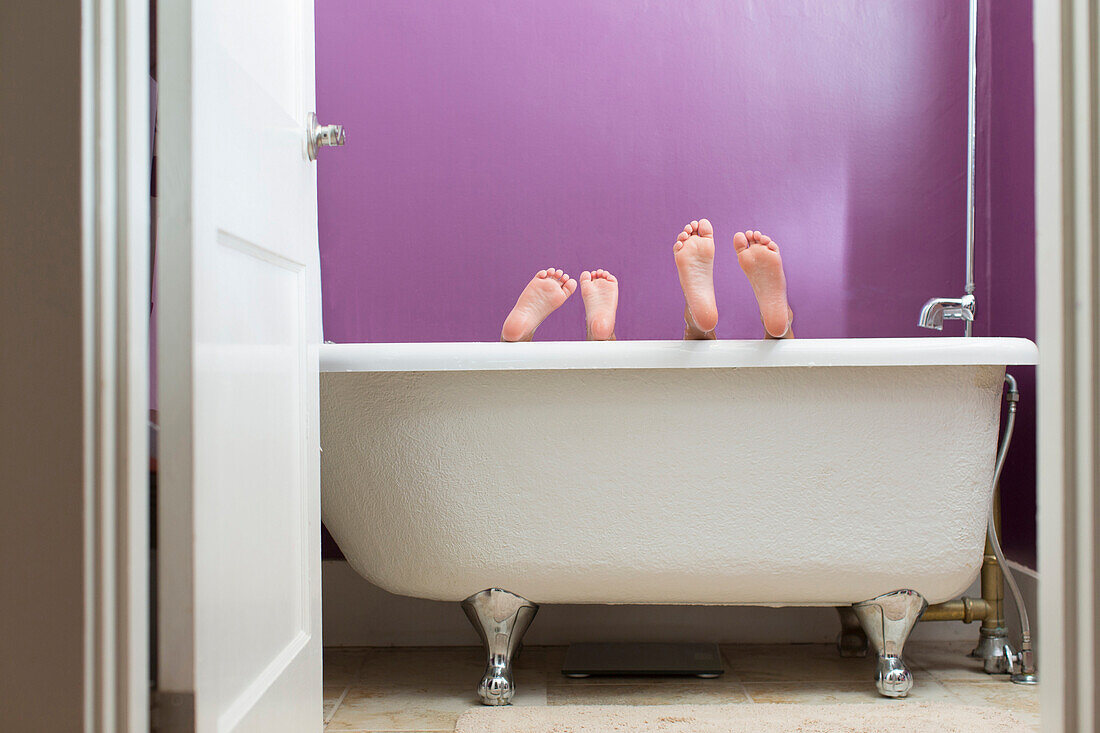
[
  {"x1": 315, "y1": 0, "x2": 1037, "y2": 564},
  {"x1": 317, "y1": 0, "x2": 974, "y2": 343},
  {"x1": 987, "y1": 0, "x2": 1036, "y2": 567}
]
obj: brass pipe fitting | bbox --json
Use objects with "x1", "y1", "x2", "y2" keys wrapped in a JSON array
[
  {"x1": 979, "y1": 488, "x2": 1007, "y2": 634},
  {"x1": 922, "y1": 597, "x2": 991, "y2": 623}
]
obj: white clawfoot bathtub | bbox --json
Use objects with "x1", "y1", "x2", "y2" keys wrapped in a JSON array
[{"x1": 319, "y1": 337, "x2": 1037, "y2": 701}]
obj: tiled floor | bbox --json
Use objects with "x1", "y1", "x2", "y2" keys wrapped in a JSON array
[{"x1": 322, "y1": 642, "x2": 1039, "y2": 731}]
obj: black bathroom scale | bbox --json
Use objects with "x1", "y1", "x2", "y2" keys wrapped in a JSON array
[{"x1": 561, "y1": 642, "x2": 724, "y2": 678}]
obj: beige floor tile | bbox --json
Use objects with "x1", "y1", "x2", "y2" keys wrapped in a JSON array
[
  {"x1": 744, "y1": 672, "x2": 958, "y2": 705},
  {"x1": 946, "y1": 679, "x2": 1040, "y2": 722},
  {"x1": 326, "y1": 671, "x2": 546, "y2": 731},
  {"x1": 323, "y1": 685, "x2": 476, "y2": 731},
  {"x1": 721, "y1": 643, "x2": 872, "y2": 683},
  {"x1": 324, "y1": 685, "x2": 349, "y2": 723},
  {"x1": 322, "y1": 643, "x2": 1038, "y2": 730},
  {"x1": 356, "y1": 646, "x2": 546, "y2": 693},
  {"x1": 548, "y1": 681, "x2": 750, "y2": 706},
  {"x1": 905, "y1": 641, "x2": 995, "y2": 682}
]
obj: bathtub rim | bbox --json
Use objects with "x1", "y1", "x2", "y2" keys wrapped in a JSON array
[{"x1": 319, "y1": 336, "x2": 1038, "y2": 373}]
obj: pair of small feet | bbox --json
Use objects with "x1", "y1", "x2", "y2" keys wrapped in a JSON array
[
  {"x1": 500, "y1": 268, "x2": 618, "y2": 342},
  {"x1": 674, "y1": 219, "x2": 792, "y2": 339},
  {"x1": 500, "y1": 220, "x2": 791, "y2": 342}
]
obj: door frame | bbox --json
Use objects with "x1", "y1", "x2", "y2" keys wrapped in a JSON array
[
  {"x1": 82, "y1": 0, "x2": 151, "y2": 728},
  {"x1": 73, "y1": 1, "x2": 1100, "y2": 729},
  {"x1": 1034, "y1": 0, "x2": 1100, "y2": 730},
  {"x1": 23, "y1": 0, "x2": 1099, "y2": 729},
  {"x1": 0, "y1": 0, "x2": 149, "y2": 728}
]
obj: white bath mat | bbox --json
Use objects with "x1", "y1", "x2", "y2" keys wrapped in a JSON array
[{"x1": 455, "y1": 702, "x2": 1029, "y2": 732}]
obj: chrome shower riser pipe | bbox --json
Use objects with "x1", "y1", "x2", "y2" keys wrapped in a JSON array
[
  {"x1": 964, "y1": 0, "x2": 977, "y2": 308},
  {"x1": 920, "y1": 0, "x2": 979, "y2": 336}
]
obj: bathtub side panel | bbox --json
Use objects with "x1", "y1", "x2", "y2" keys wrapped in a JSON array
[{"x1": 320, "y1": 365, "x2": 1003, "y2": 605}]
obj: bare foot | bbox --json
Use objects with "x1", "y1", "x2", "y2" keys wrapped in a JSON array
[
  {"x1": 674, "y1": 219, "x2": 718, "y2": 336},
  {"x1": 579, "y1": 269, "x2": 618, "y2": 341},
  {"x1": 501, "y1": 268, "x2": 577, "y2": 342},
  {"x1": 734, "y1": 230, "x2": 793, "y2": 338}
]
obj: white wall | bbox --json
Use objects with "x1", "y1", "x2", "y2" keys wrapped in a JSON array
[
  {"x1": 0, "y1": 2, "x2": 87, "y2": 728},
  {"x1": 322, "y1": 561, "x2": 1025, "y2": 647}
]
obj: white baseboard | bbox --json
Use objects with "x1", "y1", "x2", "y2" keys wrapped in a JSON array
[{"x1": 323, "y1": 561, "x2": 1011, "y2": 647}]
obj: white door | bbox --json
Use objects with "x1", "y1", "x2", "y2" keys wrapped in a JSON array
[{"x1": 156, "y1": 0, "x2": 324, "y2": 730}]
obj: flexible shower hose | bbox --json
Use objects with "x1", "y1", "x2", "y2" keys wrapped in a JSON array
[{"x1": 986, "y1": 373, "x2": 1034, "y2": 668}]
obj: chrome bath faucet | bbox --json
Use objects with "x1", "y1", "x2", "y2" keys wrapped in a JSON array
[{"x1": 918, "y1": 294, "x2": 976, "y2": 331}]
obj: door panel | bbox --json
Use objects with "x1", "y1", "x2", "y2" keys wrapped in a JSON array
[{"x1": 158, "y1": 0, "x2": 322, "y2": 730}]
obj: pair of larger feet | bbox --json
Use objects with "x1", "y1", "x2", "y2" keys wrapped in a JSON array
[{"x1": 501, "y1": 219, "x2": 791, "y2": 342}]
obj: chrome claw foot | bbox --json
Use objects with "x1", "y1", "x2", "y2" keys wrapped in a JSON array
[
  {"x1": 853, "y1": 589, "x2": 927, "y2": 698},
  {"x1": 835, "y1": 606, "x2": 870, "y2": 657},
  {"x1": 875, "y1": 655, "x2": 914, "y2": 697},
  {"x1": 477, "y1": 660, "x2": 514, "y2": 706},
  {"x1": 461, "y1": 588, "x2": 538, "y2": 706}
]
